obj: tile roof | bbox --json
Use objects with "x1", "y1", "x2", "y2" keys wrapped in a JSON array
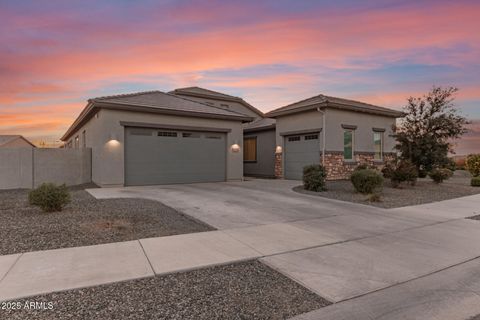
[
  {"x1": 266, "y1": 94, "x2": 404, "y2": 118},
  {"x1": 243, "y1": 118, "x2": 276, "y2": 132}
]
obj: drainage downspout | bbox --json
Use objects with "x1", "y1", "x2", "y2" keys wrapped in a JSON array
[{"x1": 316, "y1": 107, "x2": 326, "y2": 166}]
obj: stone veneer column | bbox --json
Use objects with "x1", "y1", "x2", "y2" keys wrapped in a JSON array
[{"x1": 275, "y1": 153, "x2": 283, "y2": 178}]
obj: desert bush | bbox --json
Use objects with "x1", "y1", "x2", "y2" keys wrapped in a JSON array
[
  {"x1": 428, "y1": 168, "x2": 453, "y2": 184},
  {"x1": 350, "y1": 169, "x2": 384, "y2": 194},
  {"x1": 390, "y1": 160, "x2": 418, "y2": 187},
  {"x1": 303, "y1": 165, "x2": 327, "y2": 192},
  {"x1": 471, "y1": 177, "x2": 480, "y2": 187},
  {"x1": 381, "y1": 161, "x2": 395, "y2": 179},
  {"x1": 28, "y1": 183, "x2": 71, "y2": 212},
  {"x1": 466, "y1": 154, "x2": 480, "y2": 177}
]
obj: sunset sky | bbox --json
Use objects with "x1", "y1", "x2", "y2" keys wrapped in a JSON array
[{"x1": 1, "y1": 0, "x2": 479, "y2": 153}]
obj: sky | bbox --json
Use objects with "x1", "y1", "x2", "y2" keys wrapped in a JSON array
[{"x1": 0, "y1": 0, "x2": 479, "y2": 153}]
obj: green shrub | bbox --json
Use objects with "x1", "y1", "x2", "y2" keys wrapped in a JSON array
[
  {"x1": 381, "y1": 161, "x2": 395, "y2": 179},
  {"x1": 428, "y1": 168, "x2": 453, "y2": 184},
  {"x1": 466, "y1": 154, "x2": 480, "y2": 177},
  {"x1": 350, "y1": 169, "x2": 384, "y2": 194},
  {"x1": 390, "y1": 160, "x2": 418, "y2": 187},
  {"x1": 471, "y1": 177, "x2": 480, "y2": 187},
  {"x1": 355, "y1": 164, "x2": 369, "y2": 171},
  {"x1": 29, "y1": 183, "x2": 71, "y2": 212},
  {"x1": 303, "y1": 165, "x2": 327, "y2": 192}
]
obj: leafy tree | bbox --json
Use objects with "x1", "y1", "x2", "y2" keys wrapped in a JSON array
[{"x1": 394, "y1": 86, "x2": 469, "y2": 174}]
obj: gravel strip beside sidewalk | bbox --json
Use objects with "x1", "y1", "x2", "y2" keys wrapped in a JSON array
[
  {"x1": 0, "y1": 189, "x2": 214, "y2": 255},
  {"x1": 2, "y1": 260, "x2": 330, "y2": 320}
]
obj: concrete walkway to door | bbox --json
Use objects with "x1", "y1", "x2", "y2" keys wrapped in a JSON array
[{"x1": 0, "y1": 179, "x2": 479, "y2": 319}]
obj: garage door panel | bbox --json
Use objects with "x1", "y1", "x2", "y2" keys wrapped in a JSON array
[
  {"x1": 125, "y1": 127, "x2": 226, "y2": 186},
  {"x1": 284, "y1": 135, "x2": 320, "y2": 180}
]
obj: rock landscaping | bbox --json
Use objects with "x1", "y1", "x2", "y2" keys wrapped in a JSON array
[
  {"x1": 294, "y1": 170, "x2": 480, "y2": 209},
  {"x1": 0, "y1": 186, "x2": 214, "y2": 255},
  {"x1": 3, "y1": 260, "x2": 330, "y2": 320}
]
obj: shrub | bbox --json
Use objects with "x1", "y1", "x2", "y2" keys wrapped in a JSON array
[
  {"x1": 466, "y1": 154, "x2": 480, "y2": 177},
  {"x1": 471, "y1": 177, "x2": 480, "y2": 187},
  {"x1": 390, "y1": 160, "x2": 418, "y2": 187},
  {"x1": 303, "y1": 165, "x2": 327, "y2": 192},
  {"x1": 381, "y1": 161, "x2": 395, "y2": 179},
  {"x1": 28, "y1": 183, "x2": 71, "y2": 212},
  {"x1": 428, "y1": 168, "x2": 453, "y2": 184},
  {"x1": 350, "y1": 169, "x2": 384, "y2": 194},
  {"x1": 355, "y1": 164, "x2": 369, "y2": 171}
]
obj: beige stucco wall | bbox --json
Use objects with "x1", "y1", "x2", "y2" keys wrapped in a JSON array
[
  {"x1": 67, "y1": 109, "x2": 244, "y2": 187},
  {"x1": 0, "y1": 148, "x2": 33, "y2": 189}
]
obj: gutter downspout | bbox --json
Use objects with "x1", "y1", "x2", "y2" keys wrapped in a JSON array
[{"x1": 316, "y1": 107, "x2": 326, "y2": 166}]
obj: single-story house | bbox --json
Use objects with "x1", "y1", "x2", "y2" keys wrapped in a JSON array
[
  {"x1": 0, "y1": 135, "x2": 36, "y2": 148},
  {"x1": 61, "y1": 90, "x2": 253, "y2": 187},
  {"x1": 264, "y1": 94, "x2": 404, "y2": 180}
]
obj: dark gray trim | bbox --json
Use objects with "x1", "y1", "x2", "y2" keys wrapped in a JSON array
[
  {"x1": 120, "y1": 121, "x2": 232, "y2": 133},
  {"x1": 341, "y1": 124, "x2": 358, "y2": 130},
  {"x1": 280, "y1": 128, "x2": 322, "y2": 136},
  {"x1": 372, "y1": 127, "x2": 386, "y2": 132}
]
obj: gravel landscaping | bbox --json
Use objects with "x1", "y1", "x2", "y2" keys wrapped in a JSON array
[
  {"x1": 2, "y1": 260, "x2": 330, "y2": 320},
  {"x1": 294, "y1": 170, "x2": 480, "y2": 209},
  {"x1": 0, "y1": 186, "x2": 214, "y2": 255}
]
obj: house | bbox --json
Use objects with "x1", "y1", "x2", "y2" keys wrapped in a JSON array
[
  {"x1": 265, "y1": 94, "x2": 404, "y2": 180},
  {"x1": 0, "y1": 135, "x2": 36, "y2": 148},
  {"x1": 170, "y1": 87, "x2": 276, "y2": 178},
  {"x1": 61, "y1": 91, "x2": 253, "y2": 187}
]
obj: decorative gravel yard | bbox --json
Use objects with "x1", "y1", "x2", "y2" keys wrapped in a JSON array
[
  {"x1": 0, "y1": 186, "x2": 214, "y2": 255},
  {"x1": 3, "y1": 260, "x2": 330, "y2": 320},
  {"x1": 294, "y1": 171, "x2": 480, "y2": 209}
]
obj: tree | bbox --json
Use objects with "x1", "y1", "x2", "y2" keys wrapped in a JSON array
[{"x1": 394, "y1": 86, "x2": 469, "y2": 175}]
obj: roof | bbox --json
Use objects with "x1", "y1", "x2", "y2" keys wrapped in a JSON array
[
  {"x1": 171, "y1": 86, "x2": 264, "y2": 117},
  {"x1": 0, "y1": 135, "x2": 36, "y2": 147},
  {"x1": 243, "y1": 118, "x2": 276, "y2": 133},
  {"x1": 61, "y1": 90, "x2": 253, "y2": 141},
  {"x1": 265, "y1": 94, "x2": 404, "y2": 118}
]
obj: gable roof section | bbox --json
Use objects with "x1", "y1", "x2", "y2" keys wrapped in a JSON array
[
  {"x1": 243, "y1": 118, "x2": 276, "y2": 133},
  {"x1": 0, "y1": 135, "x2": 36, "y2": 147},
  {"x1": 265, "y1": 94, "x2": 404, "y2": 118},
  {"x1": 61, "y1": 90, "x2": 253, "y2": 141},
  {"x1": 171, "y1": 86, "x2": 264, "y2": 117}
]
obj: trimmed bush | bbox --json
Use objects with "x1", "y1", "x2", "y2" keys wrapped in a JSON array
[
  {"x1": 428, "y1": 168, "x2": 453, "y2": 184},
  {"x1": 350, "y1": 169, "x2": 384, "y2": 194},
  {"x1": 466, "y1": 154, "x2": 480, "y2": 177},
  {"x1": 29, "y1": 183, "x2": 71, "y2": 212},
  {"x1": 303, "y1": 165, "x2": 327, "y2": 192},
  {"x1": 390, "y1": 160, "x2": 418, "y2": 187},
  {"x1": 471, "y1": 177, "x2": 480, "y2": 187}
]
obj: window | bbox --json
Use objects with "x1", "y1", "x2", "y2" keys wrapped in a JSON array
[
  {"x1": 288, "y1": 136, "x2": 301, "y2": 142},
  {"x1": 343, "y1": 129, "x2": 354, "y2": 160},
  {"x1": 74, "y1": 136, "x2": 79, "y2": 149},
  {"x1": 158, "y1": 131, "x2": 177, "y2": 137},
  {"x1": 82, "y1": 130, "x2": 86, "y2": 148},
  {"x1": 374, "y1": 132, "x2": 383, "y2": 160},
  {"x1": 304, "y1": 134, "x2": 318, "y2": 140},
  {"x1": 244, "y1": 137, "x2": 257, "y2": 162},
  {"x1": 182, "y1": 132, "x2": 200, "y2": 138},
  {"x1": 130, "y1": 129, "x2": 152, "y2": 136}
]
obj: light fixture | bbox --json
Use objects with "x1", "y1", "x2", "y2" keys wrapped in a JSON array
[
  {"x1": 231, "y1": 143, "x2": 241, "y2": 153},
  {"x1": 108, "y1": 133, "x2": 119, "y2": 142},
  {"x1": 275, "y1": 146, "x2": 283, "y2": 154}
]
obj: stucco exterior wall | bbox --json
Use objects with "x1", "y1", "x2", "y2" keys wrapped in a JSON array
[
  {"x1": 0, "y1": 148, "x2": 33, "y2": 189},
  {"x1": 67, "y1": 109, "x2": 244, "y2": 187},
  {"x1": 244, "y1": 129, "x2": 276, "y2": 177}
]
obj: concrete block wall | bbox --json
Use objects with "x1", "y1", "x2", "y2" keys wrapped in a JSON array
[{"x1": 0, "y1": 148, "x2": 92, "y2": 190}]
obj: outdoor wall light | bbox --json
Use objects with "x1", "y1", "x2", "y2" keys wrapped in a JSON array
[
  {"x1": 275, "y1": 146, "x2": 283, "y2": 154},
  {"x1": 108, "y1": 133, "x2": 119, "y2": 142},
  {"x1": 231, "y1": 143, "x2": 241, "y2": 153}
]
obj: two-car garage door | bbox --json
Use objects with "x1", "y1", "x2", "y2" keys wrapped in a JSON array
[
  {"x1": 125, "y1": 127, "x2": 226, "y2": 186},
  {"x1": 284, "y1": 132, "x2": 320, "y2": 180}
]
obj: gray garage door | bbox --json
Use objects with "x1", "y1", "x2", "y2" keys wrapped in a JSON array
[
  {"x1": 284, "y1": 133, "x2": 320, "y2": 180},
  {"x1": 125, "y1": 127, "x2": 226, "y2": 186}
]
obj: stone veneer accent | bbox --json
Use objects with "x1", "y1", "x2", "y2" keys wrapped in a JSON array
[
  {"x1": 274, "y1": 151, "x2": 396, "y2": 180},
  {"x1": 275, "y1": 153, "x2": 283, "y2": 178}
]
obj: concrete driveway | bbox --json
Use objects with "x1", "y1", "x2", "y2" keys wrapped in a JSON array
[{"x1": 88, "y1": 179, "x2": 480, "y2": 319}]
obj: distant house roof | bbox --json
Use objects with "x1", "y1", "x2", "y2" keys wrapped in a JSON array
[
  {"x1": 265, "y1": 94, "x2": 404, "y2": 118},
  {"x1": 171, "y1": 86, "x2": 265, "y2": 118},
  {"x1": 243, "y1": 118, "x2": 276, "y2": 133},
  {"x1": 61, "y1": 90, "x2": 254, "y2": 141},
  {"x1": 0, "y1": 135, "x2": 36, "y2": 147}
]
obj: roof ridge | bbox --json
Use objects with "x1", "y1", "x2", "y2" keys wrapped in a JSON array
[
  {"x1": 164, "y1": 92, "x2": 248, "y2": 117},
  {"x1": 274, "y1": 93, "x2": 326, "y2": 112},
  {"x1": 323, "y1": 95, "x2": 398, "y2": 112},
  {"x1": 174, "y1": 86, "x2": 241, "y2": 100},
  {"x1": 90, "y1": 90, "x2": 163, "y2": 102}
]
